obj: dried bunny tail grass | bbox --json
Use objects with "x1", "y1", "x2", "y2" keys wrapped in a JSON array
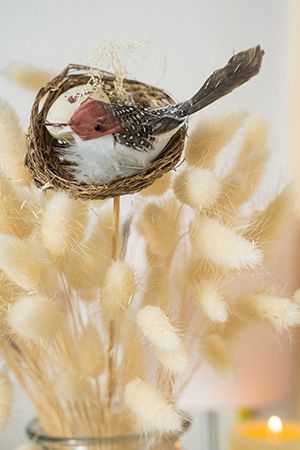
[
  {"x1": 173, "y1": 167, "x2": 220, "y2": 210},
  {"x1": 245, "y1": 294, "x2": 300, "y2": 332},
  {"x1": 2, "y1": 64, "x2": 53, "y2": 91},
  {"x1": 137, "y1": 199, "x2": 180, "y2": 258},
  {"x1": 124, "y1": 378, "x2": 184, "y2": 433},
  {"x1": 0, "y1": 99, "x2": 31, "y2": 185},
  {"x1": 41, "y1": 192, "x2": 88, "y2": 257},
  {"x1": 0, "y1": 175, "x2": 34, "y2": 238},
  {"x1": 193, "y1": 280, "x2": 229, "y2": 323},
  {"x1": 0, "y1": 234, "x2": 41, "y2": 291},
  {"x1": 244, "y1": 187, "x2": 291, "y2": 253},
  {"x1": 185, "y1": 112, "x2": 246, "y2": 168},
  {"x1": 53, "y1": 371, "x2": 88, "y2": 401},
  {"x1": 140, "y1": 173, "x2": 171, "y2": 196},
  {"x1": 154, "y1": 346, "x2": 189, "y2": 374},
  {"x1": 201, "y1": 334, "x2": 234, "y2": 376},
  {"x1": 7, "y1": 295, "x2": 63, "y2": 343},
  {"x1": 0, "y1": 371, "x2": 13, "y2": 431},
  {"x1": 137, "y1": 305, "x2": 182, "y2": 352},
  {"x1": 77, "y1": 323, "x2": 105, "y2": 377},
  {"x1": 215, "y1": 116, "x2": 268, "y2": 215},
  {"x1": 63, "y1": 211, "x2": 113, "y2": 297},
  {"x1": 189, "y1": 216, "x2": 262, "y2": 270},
  {"x1": 101, "y1": 260, "x2": 136, "y2": 321}
]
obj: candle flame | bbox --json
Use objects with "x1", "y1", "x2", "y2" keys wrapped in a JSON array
[{"x1": 268, "y1": 416, "x2": 283, "y2": 434}]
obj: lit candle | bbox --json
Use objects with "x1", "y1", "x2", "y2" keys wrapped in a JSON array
[{"x1": 230, "y1": 416, "x2": 300, "y2": 449}]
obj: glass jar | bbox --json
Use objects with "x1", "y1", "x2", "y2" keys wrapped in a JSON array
[{"x1": 27, "y1": 418, "x2": 187, "y2": 450}]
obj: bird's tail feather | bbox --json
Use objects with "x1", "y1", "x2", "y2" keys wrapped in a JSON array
[{"x1": 189, "y1": 45, "x2": 264, "y2": 115}]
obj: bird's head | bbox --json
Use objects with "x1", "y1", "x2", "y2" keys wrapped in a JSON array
[{"x1": 46, "y1": 98, "x2": 122, "y2": 141}]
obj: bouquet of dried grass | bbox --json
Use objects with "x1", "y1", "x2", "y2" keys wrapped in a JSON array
[{"x1": 0, "y1": 66, "x2": 298, "y2": 445}]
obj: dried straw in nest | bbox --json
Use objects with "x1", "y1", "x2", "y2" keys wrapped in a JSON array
[{"x1": 25, "y1": 64, "x2": 187, "y2": 200}]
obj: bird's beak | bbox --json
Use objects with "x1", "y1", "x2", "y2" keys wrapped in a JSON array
[{"x1": 45, "y1": 122, "x2": 68, "y2": 127}]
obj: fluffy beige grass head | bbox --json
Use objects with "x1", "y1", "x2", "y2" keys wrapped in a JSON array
[
  {"x1": 137, "y1": 305, "x2": 182, "y2": 352},
  {"x1": 193, "y1": 280, "x2": 229, "y2": 323},
  {"x1": 101, "y1": 260, "x2": 136, "y2": 321},
  {"x1": 124, "y1": 378, "x2": 183, "y2": 433},
  {"x1": 0, "y1": 99, "x2": 31, "y2": 185},
  {"x1": 41, "y1": 192, "x2": 88, "y2": 257},
  {"x1": 189, "y1": 216, "x2": 262, "y2": 270},
  {"x1": 0, "y1": 235, "x2": 41, "y2": 291},
  {"x1": 2, "y1": 64, "x2": 53, "y2": 91},
  {"x1": 173, "y1": 167, "x2": 220, "y2": 210},
  {"x1": 185, "y1": 112, "x2": 246, "y2": 168},
  {"x1": 154, "y1": 346, "x2": 189, "y2": 374},
  {"x1": 137, "y1": 199, "x2": 180, "y2": 258},
  {"x1": 0, "y1": 175, "x2": 33, "y2": 238},
  {"x1": 8, "y1": 295, "x2": 63, "y2": 343},
  {"x1": 246, "y1": 294, "x2": 300, "y2": 332}
]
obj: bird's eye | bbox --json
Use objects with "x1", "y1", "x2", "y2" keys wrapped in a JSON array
[{"x1": 94, "y1": 124, "x2": 102, "y2": 131}]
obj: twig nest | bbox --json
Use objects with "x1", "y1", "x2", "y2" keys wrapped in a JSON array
[{"x1": 25, "y1": 64, "x2": 187, "y2": 200}]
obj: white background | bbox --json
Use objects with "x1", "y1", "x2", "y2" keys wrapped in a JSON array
[{"x1": 0, "y1": 1, "x2": 289, "y2": 448}]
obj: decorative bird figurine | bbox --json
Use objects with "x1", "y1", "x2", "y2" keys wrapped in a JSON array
[{"x1": 46, "y1": 46, "x2": 264, "y2": 185}]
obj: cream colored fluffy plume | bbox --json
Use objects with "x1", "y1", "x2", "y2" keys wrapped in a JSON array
[
  {"x1": 8, "y1": 295, "x2": 63, "y2": 343},
  {"x1": 0, "y1": 235, "x2": 41, "y2": 291},
  {"x1": 63, "y1": 212, "x2": 113, "y2": 299},
  {"x1": 77, "y1": 323, "x2": 105, "y2": 377},
  {"x1": 154, "y1": 346, "x2": 189, "y2": 374},
  {"x1": 185, "y1": 112, "x2": 246, "y2": 168},
  {"x1": 53, "y1": 371, "x2": 88, "y2": 401},
  {"x1": 173, "y1": 167, "x2": 220, "y2": 210},
  {"x1": 101, "y1": 260, "x2": 136, "y2": 321},
  {"x1": 137, "y1": 199, "x2": 180, "y2": 258},
  {"x1": 215, "y1": 117, "x2": 268, "y2": 215},
  {"x1": 244, "y1": 187, "x2": 291, "y2": 255},
  {"x1": 193, "y1": 280, "x2": 229, "y2": 323},
  {"x1": 0, "y1": 99, "x2": 31, "y2": 185},
  {"x1": 140, "y1": 173, "x2": 171, "y2": 196},
  {"x1": 137, "y1": 305, "x2": 182, "y2": 352},
  {"x1": 189, "y1": 216, "x2": 262, "y2": 270},
  {"x1": 124, "y1": 379, "x2": 183, "y2": 433},
  {"x1": 41, "y1": 192, "x2": 88, "y2": 257},
  {"x1": 244, "y1": 294, "x2": 300, "y2": 332},
  {"x1": 2, "y1": 64, "x2": 53, "y2": 91},
  {"x1": 0, "y1": 175, "x2": 33, "y2": 238},
  {"x1": 0, "y1": 371, "x2": 13, "y2": 430},
  {"x1": 201, "y1": 334, "x2": 234, "y2": 376}
]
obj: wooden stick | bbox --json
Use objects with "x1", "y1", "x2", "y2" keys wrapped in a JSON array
[
  {"x1": 107, "y1": 196, "x2": 121, "y2": 423},
  {"x1": 112, "y1": 196, "x2": 120, "y2": 260}
]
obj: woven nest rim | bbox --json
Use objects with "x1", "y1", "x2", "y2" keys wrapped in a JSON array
[{"x1": 25, "y1": 64, "x2": 187, "y2": 200}]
